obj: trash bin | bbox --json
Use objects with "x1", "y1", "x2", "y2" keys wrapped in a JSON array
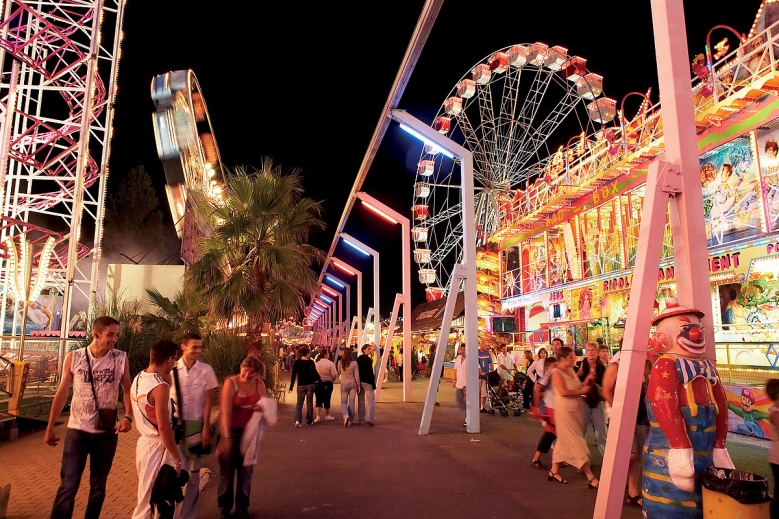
[{"x1": 700, "y1": 467, "x2": 772, "y2": 519}]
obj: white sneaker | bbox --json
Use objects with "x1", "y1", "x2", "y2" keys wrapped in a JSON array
[
  {"x1": 295, "y1": 421, "x2": 301, "y2": 428},
  {"x1": 325, "y1": 415, "x2": 335, "y2": 421}
]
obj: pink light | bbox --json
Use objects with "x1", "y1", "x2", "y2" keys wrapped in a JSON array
[
  {"x1": 321, "y1": 285, "x2": 339, "y2": 297},
  {"x1": 331, "y1": 259, "x2": 356, "y2": 276},
  {"x1": 361, "y1": 200, "x2": 399, "y2": 224}
]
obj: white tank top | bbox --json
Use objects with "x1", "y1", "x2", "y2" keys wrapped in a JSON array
[
  {"x1": 68, "y1": 348, "x2": 126, "y2": 433},
  {"x1": 131, "y1": 371, "x2": 171, "y2": 438}
]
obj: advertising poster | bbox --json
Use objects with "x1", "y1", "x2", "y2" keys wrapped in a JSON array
[
  {"x1": 757, "y1": 122, "x2": 779, "y2": 231},
  {"x1": 569, "y1": 285, "x2": 601, "y2": 322},
  {"x1": 2, "y1": 291, "x2": 64, "y2": 335},
  {"x1": 699, "y1": 136, "x2": 761, "y2": 246},
  {"x1": 724, "y1": 385, "x2": 772, "y2": 440}
]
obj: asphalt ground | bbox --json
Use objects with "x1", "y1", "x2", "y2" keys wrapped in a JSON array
[{"x1": 0, "y1": 371, "x2": 771, "y2": 519}]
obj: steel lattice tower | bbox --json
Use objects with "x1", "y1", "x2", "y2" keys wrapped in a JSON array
[{"x1": 0, "y1": 0, "x2": 126, "y2": 352}]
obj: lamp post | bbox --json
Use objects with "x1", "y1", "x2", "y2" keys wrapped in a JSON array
[
  {"x1": 705, "y1": 24, "x2": 745, "y2": 104},
  {"x1": 354, "y1": 191, "x2": 412, "y2": 402},
  {"x1": 388, "y1": 108, "x2": 479, "y2": 434},
  {"x1": 338, "y1": 233, "x2": 380, "y2": 353},
  {"x1": 328, "y1": 258, "x2": 362, "y2": 342}
]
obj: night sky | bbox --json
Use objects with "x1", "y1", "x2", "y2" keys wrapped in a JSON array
[{"x1": 108, "y1": 0, "x2": 762, "y2": 316}]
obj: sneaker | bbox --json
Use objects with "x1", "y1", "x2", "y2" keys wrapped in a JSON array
[
  {"x1": 295, "y1": 421, "x2": 301, "y2": 428},
  {"x1": 434, "y1": 402, "x2": 440, "y2": 406},
  {"x1": 325, "y1": 415, "x2": 335, "y2": 421},
  {"x1": 366, "y1": 421, "x2": 374, "y2": 426},
  {"x1": 463, "y1": 421, "x2": 467, "y2": 427},
  {"x1": 306, "y1": 420, "x2": 313, "y2": 426}
]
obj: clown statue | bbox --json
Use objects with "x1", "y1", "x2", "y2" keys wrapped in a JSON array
[{"x1": 642, "y1": 298, "x2": 734, "y2": 518}]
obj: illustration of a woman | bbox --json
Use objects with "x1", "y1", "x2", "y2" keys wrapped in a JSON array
[{"x1": 579, "y1": 288, "x2": 593, "y2": 320}]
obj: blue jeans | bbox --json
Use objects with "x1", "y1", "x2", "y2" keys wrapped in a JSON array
[
  {"x1": 295, "y1": 384, "x2": 315, "y2": 424},
  {"x1": 341, "y1": 383, "x2": 358, "y2": 422},
  {"x1": 582, "y1": 402, "x2": 607, "y2": 455},
  {"x1": 357, "y1": 383, "x2": 375, "y2": 423},
  {"x1": 51, "y1": 428, "x2": 119, "y2": 519},
  {"x1": 217, "y1": 430, "x2": 253, "y2": 515}
]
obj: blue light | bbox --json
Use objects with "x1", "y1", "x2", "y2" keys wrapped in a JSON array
[
  {"x1": 313, "y1": 302, "x2": 328, "y2": 312},
  {"x1": 399, "y1": 123, "x2": 455, "y2": 159},
  {"x1": 319, "y1": 294, "x2": 333, "y2": 304},
  {"x1": 324, "y1": 274, "x2": 344, "y2": 288},
  {"x1": 342, "y1": 238, "x2": 371, "y2": 256}
]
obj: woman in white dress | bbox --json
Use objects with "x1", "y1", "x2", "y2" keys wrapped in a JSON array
[{"x1": 548, "y1": 347, "x2": 599, "y2": 489}]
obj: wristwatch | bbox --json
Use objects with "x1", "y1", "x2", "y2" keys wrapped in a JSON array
[{"x1": 123, "y1": 415, "x2": 133, "y2": 422}]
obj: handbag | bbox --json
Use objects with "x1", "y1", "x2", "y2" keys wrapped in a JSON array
[
  {"x1": 172, "y1": 367, "x2": 210, "y2": 454},
  {"x1": 84, "y1": 350, "x2": 118, "y2": 431}
]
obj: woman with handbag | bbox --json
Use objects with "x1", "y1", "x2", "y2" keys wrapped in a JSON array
[
  {"x1": 217, "y1": 356, "x2": 266, "y2": 519},
  {"x1": 574, "y1": 341, "x2": 608, "y2": 455}
]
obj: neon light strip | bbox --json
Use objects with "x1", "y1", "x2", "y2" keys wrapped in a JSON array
[
  {"x1": 321, "y1": 285, "x2": 339, "y2": 297},
  {"x1": 331, "y1": 259, "x2": 357, "y2": 276},
  {"x1": 318, "y1": 294, "x2": 333, "y2": 304},
  {"x1": 324, "y1": 274, "x2": 345, "y2": 287},
  {"x1": 342, "y1": 238, "x2": 371, "y2": 256},
  {"x1": 361, "y1": 200, "x2": 399, "y2": 224},
  {"x1": 398, "y1": 123, "x2": 455, "y2": 158}
]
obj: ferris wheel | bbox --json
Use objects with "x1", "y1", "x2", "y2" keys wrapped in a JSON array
[{"x1": 411, "y1": 43, "x2": 614, "y2": 298}]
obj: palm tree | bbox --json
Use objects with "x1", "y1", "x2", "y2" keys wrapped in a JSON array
[
  {"x1": 187, "y1": 158, "x2": 325, "y2": 351},
  {"x1": 144, "y1": 285, "x2": 211, "y2": 339}
]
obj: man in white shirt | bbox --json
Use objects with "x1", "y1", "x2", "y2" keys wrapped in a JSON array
[
  {"x1": 496, "y1": 345, "x2": 516, "y2": 382},
  {"x1": 171, "y1": 333, "x2": 219, "y2": 519},
  {"x1": 451, "y1": 344, "x2": 467, "y2": 426}
]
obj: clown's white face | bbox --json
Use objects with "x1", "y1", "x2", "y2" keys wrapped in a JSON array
[{"x1": 655, "y1": 312, "x2": 705, "y2": 358}]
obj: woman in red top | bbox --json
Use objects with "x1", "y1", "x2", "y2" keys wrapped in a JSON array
[{"x1": 217, "y1": 356, "x2": 266, "y2": 519}]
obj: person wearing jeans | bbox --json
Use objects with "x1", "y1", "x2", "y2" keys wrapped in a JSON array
[
  {"x1": 288, "y1": 347, "x2": 321, "y2": 427},
  {"x1": 338, "y1": 348, "x2": 361, "y2": 426},
  {"x1": 357, "y1": 343, "x2": 377, "y2": 425},
  {"x1": 46, "y1": 316, "x2": 132, "y2": 519}
]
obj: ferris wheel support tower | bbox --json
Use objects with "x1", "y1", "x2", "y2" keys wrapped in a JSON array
[{"x1": 0, "y1": 0, "x2": 127, "y2": 368}]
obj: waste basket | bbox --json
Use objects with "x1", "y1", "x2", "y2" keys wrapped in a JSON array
[{"x1": 700, "y1": 467, "x2": 771, "y2": 519}]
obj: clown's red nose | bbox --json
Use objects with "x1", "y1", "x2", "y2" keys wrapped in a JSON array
[{"x1": 688, "y1": 327, "x2": 703, "y2": 342}]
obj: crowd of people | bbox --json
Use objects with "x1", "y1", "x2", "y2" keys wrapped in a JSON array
[{"x1": 45, "y1": 316, "x2": 277, "y2": 519}]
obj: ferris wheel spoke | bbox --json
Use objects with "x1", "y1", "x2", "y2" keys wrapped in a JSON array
[
  {"x1": 429, "y1": 220, "x2": 463, "y2": 263},
  {"x1": 474, "y1": 83, "x2": 502, "y2": 184},
  {"x1": 455, "y1": 101, "x2": 493, "y2": 185},
  {"x1": 517, "y1": 69, "x2": 553, "y2": 129},
  {"x1": 514, "y1": 90, "x2": 583, "y2": 174},
  {"x1": 424, "y1": 203, "x2": 463, "y2": 227}
]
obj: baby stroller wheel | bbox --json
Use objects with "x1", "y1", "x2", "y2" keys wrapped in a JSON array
[
  {"x1": 500, "y1": 409, "x2": 508, "y2": 417},
  {"x1": 489, "y1": 409, "x2": 496, "y2": 415},
  {"x1": 514, "y1": 409, "x2": 521, "y2": 416}
]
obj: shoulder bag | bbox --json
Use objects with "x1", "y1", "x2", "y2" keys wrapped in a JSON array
[{"x1": 84, "y1": 349, "x2": 117, "y2": 431}]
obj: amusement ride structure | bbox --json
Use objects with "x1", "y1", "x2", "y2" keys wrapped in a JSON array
[{"x1": 0, "y1": 0, "x2": 126, "y2": 349}]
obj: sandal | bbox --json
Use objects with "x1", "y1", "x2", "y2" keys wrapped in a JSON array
[
  {"x1": 626, "y1": 494, "x2": 642, "y2": 507},
  {"x1": 530, "y1": 459, "x2": 546, "y2": 470},
  {"x1": 588, "y1": 477, "x2": 600, "y2": 490},
  {"x1": 548, "y1": 471, "x2": 567, "y2": 484}
]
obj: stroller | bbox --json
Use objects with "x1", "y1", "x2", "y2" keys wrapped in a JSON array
[{"x1": 485, "y1": 370, "x2": 510, "y2": 417}]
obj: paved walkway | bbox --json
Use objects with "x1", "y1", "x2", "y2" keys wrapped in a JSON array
[{"x1": 0, "y1": 372, "x2": 771, "y2": 518}]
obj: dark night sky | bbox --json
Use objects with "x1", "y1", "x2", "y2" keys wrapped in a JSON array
[{"x1": 108, "y1": 1, "x2": 762, "y2": 316}]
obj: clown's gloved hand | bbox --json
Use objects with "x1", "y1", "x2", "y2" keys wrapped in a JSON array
[
  {"x1": 713, "y1": 447, "x2": 735, "y2": 469},
  {"x1": 668, "y1": 448, "x2": 695, "y2": 492}
]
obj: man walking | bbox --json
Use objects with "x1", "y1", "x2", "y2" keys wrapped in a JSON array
[
  {"x1": 130, "y1": 339, "x2": 183, "y2": 519},
  {"x1": 171, "y1": 333, "x2": 219, "y2": 518},
  {"x1": 357, "y1": 343, "x2": 376, "y2": 426},
  {"x1": 46, "y1": 316, "x2": 132, "y2": 519},
  {"x1": 477, "y1": 342, "x2": 493, "y2": 412}
]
